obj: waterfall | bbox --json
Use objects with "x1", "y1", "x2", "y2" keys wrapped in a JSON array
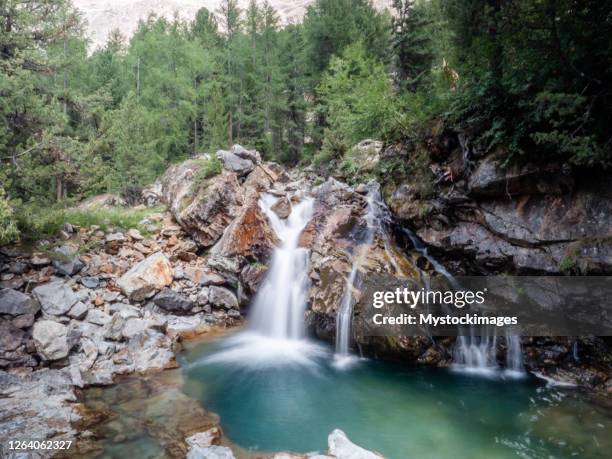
[
  {"x1": 249, "y1": 194, "x2": 314, "y2": 339},
  {"x1": 334, "y1": 184, "x2": 397, "y2": 366},
  {"x1": 203, "y1": 192, "x2": 325, "y2": 368},
  {"x1": 404, "y1": 229, "x2": 525, "y2": 377},
  {"x1": 504, "y1": 333, "x2": 525, "y2": 377}
]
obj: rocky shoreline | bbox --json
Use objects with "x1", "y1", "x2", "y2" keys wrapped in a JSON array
[{"x1": 1, "y1": 142, "x2": 611, "y2": 457}]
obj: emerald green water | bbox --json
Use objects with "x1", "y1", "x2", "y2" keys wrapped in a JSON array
[{"x1": 180, "y1": 336, "x2": 611, "y2": 459}]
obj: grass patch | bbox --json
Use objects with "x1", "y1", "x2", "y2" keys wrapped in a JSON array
[
  {"x1": 16, "y1": 205, "x2": 164, "y2": 242},
  {"x1": 192, "y1": 157, "x2": 223, "y2": 191}
]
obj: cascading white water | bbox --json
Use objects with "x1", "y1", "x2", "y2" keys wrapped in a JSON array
[
  {"x1": 404, "y1": 228, "x2": 525, "y2": 377},
  {"x1": 334, "y1": 184, "x2": 400, "y2": 366},
  {"x1": 203, "y1": 192, "x2": 326, "y2": 368},
  {"x1": 505, "y1": 333, "x2": 525, "y2": 377},
  {"x1": 249, "y1": 194, "x2": 314, "y2": 339}
]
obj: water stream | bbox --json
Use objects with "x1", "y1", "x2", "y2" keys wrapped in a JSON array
[{"x1": 403, "y1": 228, "x2": 526, "y2": 377}]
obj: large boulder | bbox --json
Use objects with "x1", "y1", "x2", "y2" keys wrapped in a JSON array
[
  {"x1": 116, "y1": 252, "x2": 173, "y2": 302},
  {"x1": 33, "y1": 320, "x2": 70, "y2": 360},
  {"x1": 162, "y1": 163, "x2": 244, "y2": 247},
  {"x1": 0, "y1": 289, "x2": 40, "y2": 316},
  {"x1": 211, "y1": 196, "x2": 279, "y2": 261},
  {"x1": 32, "y1": 281, "x2": 78, "y2": 316}
]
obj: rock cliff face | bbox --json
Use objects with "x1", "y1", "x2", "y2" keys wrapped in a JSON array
[{"x1": 383, "y1": 143, "x2": 612, "y2": 275}]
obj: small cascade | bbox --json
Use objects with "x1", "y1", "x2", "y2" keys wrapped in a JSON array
[
  {"x1": 404, "y1": 229, "x2": 525, "y2": 377},
  {"x1": 334, "y1": 183, "x2": 405, "y2": 367},
  {"x1": 453, "y1": 334, "x2": 498, "y2": 375},
  {"x1": 504, "y1": 333, "x2": 526, "y2": 377}
]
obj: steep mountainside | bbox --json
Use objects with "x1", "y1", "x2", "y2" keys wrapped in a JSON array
[{"x1": 74, "y1": 0, "x2": 393, "y2": 49}]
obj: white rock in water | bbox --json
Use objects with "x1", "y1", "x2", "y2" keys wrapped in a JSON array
[
  {"x1": 328, "y1": 429, "x2": 384, "y2": 459},
  {"x1": 187, "y1": 445, "x2": 236, "y2": 459},
  {"x1": 186, "y1": 427, "x2": 221, "y2": 449}
]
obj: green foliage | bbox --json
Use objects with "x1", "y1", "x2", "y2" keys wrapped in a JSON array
[
  {"x1": 0, "y1": 187, "x2": 19, "y2": 245},
  {"x1": 559, "y1": 257, "x2": 577, "y2": 272},
  {"x1": 442, "y1": 0, "x2": 612, "y2": 167},
  {"x1": 391, "y1": 0, "x2": 434, "y2": 91},
  {"x1": 316, "y1": 43, "x2": 393, "y2": 164},
  {"x1": 15, "y1": 205, "x2": 159, "y2": 242},
  {"x1": 192, "y1": 156, "x2": 223, "y2": 190}
]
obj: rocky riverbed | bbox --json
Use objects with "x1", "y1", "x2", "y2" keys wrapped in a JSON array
[{"x1": 1, "y1": 141, "x2": 611, "y2": 457}]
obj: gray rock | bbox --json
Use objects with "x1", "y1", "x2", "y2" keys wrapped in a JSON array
[
  {"x1": 116, "y1": 252, "x2": 174, "y2": 302},
  {"x1": 271, "y1": 196, "x2": 292, "y2": 219},
  {"x1": 108, "y1": 302, "x2": 140, "y2": 317},
  {"x1": 231, "y1": 144, "x2": 261, "y2": 163},
  {"x1": 240, "y1": 264, "x2": 268, "y2": 294},
  {"x1": 0, "y1": 321, "x2": 25, "y2": 352},
  {"x1": 86, "y1": 309, "x2": 111, "y2": 326},
  {"x1": 201, "y1": 271, "x2": 226, "y2": 286},
  {"x1": 52, "y1": 245, "x2": 84, "y2": 276},
  {"x1": 12, "y1": 313, "x2": 35, "y2": 329},
  {"x1": 30, "y1": 253, "x2": 51, "y2": 266},
  {"x1": 0, "y1": 369, "x2": 78, "y2": 445},
  {"x1": 33, "y1": 320, "x2": 70, "y2": 360},
  {"x1": 32, "y1": 281, "x2": 78, "y2": 315},
  {"x1": 80, "y1": 276, "x2": 100, "y2": 288},
  {"x1": 153, "y1": 288, "x2": 195, "y2": 314},
  {"x1": 196, "y1": 287, "x2": 210, "y2": 306},
  {"x1": 122, "y1": 316, "x2": 166, "y2": 340},
  {"x1": 208, "y1": 286, "x2": 239, "y2": 310},
  {"x1": 127, "y1": 329, "x2": 174, "y2": 372},
  {"x1": 8, "y1": 262, "x2": 28, "y2": 274},
  {"x1": 0, "y1": 288, "x2": 40, "y2": 316},
  {"x1": 67, "y1": 301, "x2": 88, "y2": 320},
  {"x1": 216, "y1": 149, "x2": 255, "y2": 177},
  {"x1": 468, "y1": 154, "x2": 573, "y2": 198},
  {"x1": 127, "y1": 228, "x2": 144, "y2": 241},
  {"x1": 207, "y1": 255, "x2": 241, "y2": 275}
]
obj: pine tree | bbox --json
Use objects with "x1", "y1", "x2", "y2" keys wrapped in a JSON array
[{"x1": 391, "y1": 0, "x2": 433, "y2": 91}]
